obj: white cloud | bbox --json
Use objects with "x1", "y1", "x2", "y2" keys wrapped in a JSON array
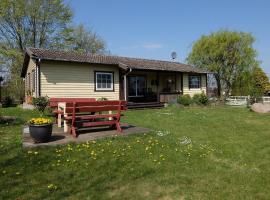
[{"x1": 142, "y1": 43, "x2": 163, "y2": 50}]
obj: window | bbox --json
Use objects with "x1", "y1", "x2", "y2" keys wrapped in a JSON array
[
  {"x1": 32, "y1": 70, "x2": 35, "y2": 92},
  {"x1": 95, "y1": 71, "x2": 114, "y2": 91},
  {"x1": 189, "y1": 75, "x2": 201, "y2": 89},
  {"x1": 27, "y1": 73, "x2": 31, "y2": 90}
]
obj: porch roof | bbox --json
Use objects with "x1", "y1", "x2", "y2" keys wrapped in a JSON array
[{"x1": 21, "y1": 47, "x2": 208, "y2": 77}]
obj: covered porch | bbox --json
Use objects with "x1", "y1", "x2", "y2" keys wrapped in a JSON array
[{"x1": 120, "y1": 69, "x2": 183, "y2": 106}]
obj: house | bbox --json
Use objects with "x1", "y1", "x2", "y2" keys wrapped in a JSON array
[{"x1": 21, "y1": 48, "x2": 208, "y2": 107}]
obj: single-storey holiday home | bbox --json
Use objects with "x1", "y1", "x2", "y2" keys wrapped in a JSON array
[{"x1": 21, "y1": 48, "x2": 208, "y2": 107}]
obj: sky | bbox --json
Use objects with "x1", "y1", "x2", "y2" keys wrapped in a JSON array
[{"x1": 69, "y1": 0, "x2": 270, "y2": 77}]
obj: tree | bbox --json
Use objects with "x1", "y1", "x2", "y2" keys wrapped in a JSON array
[
  {"x1": 187, "y1": 30, "x2": 258, "y2": 98},
  {"x1": 0, "y1": 0, "x2": 107, "y2": 100},
  {"x1": 69, "y1": 24, "x2": 107, "y2": 54},
  {"x1": 0, "y1": 0, "x2": 73, "y2": 52},
  {"x1": 0, "y1": 0, "x2": 73, "y2": 100},
  {"x1": 250, "y1": 66, "x2": 270, "y2": 96}
]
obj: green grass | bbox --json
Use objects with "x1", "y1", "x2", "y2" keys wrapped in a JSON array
[{"x1": 1, "y1": 105, "x2": 270, "y2": 199}]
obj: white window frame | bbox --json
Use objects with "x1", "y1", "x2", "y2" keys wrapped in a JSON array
[
  {"x1": 189, "y1": 75, "x2": 201, "y2": 89},
  {"x1": 95, "y1": 71, "x2": 114, "y2": 91}
]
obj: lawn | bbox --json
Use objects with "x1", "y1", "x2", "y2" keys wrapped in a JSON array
[{"x1": 1, "y1": 105, "x2": 270, "y2": 199}]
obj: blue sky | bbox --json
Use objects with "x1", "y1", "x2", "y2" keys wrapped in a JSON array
[{"x1": 69, "y1": 0, "x2": 270, "y2": 77}]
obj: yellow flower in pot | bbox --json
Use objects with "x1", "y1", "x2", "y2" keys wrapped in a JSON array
[{"x1": 28, "y1": 117, "x2": 52, "y2": 143}]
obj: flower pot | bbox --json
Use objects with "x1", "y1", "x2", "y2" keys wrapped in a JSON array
[
  {"x1": 29, "y1": 124, "x2": 52, "y2": 143},
  {"x1": 26, "y1": 96, "x2": 33, "y2": 104}
]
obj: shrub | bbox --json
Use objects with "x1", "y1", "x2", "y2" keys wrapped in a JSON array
[
  {"x1": 192, "y1": 92, "x2": 209, "y2": 105},
  {"x1": 178, "y1": 94, "x2": 192, "y2": 106},
  {"x1": 3, "y1": 96, "x2": 14, "y2": 107},
  {"x1": 97, "y1": 97, "x2": 108, "y2": 101},
  {"x1": 32, "y1": 96, "x2": 49, "y2": 115},
  {"x1": 192, "y1": 94, "x2": 201, "y2": 105},
  {"x1": 198, "y1": 92, "x2": 209, "y2": 105}
]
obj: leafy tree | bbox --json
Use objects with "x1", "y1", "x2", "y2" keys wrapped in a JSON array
[
  {"x1": 0, "y1": 0, "x2": 73, "y2": 51},
  {"x1": 187, "y1": 30, "x2": 258, "y2": 98},
  {"x1": 0, "y1": 0, "x2": 107, "y2": 100},
  {"x1": 231, "y1": 66, "x2": 270, "y2": 97},
  {"x1": 0, "y1": 0, "x2": 73, "y2": 100},
  {"x1": 69, "y1": 24, "x2": 107, "y2": 54},
  {"x1": 250, "y1": 66, "x2": 270, "y2": 96}
]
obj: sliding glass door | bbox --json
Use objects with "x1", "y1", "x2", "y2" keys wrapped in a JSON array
[{"x1": 128, "y1": 76, "x2": 146, "y2": 97}]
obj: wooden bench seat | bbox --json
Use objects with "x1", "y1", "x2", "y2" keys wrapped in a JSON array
[
  {"x1": 64, "y1": 100, "x2": 127, "y2": 137},
  {"x1": 49, "y1": 98, "x2": 96, "y2": 124}
]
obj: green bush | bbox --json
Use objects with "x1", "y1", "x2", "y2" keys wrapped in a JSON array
[
  {"x1": 97, "y1": 97, "x2": 108, "y2": 101},
  {"x1": 32, "y1": 96, "x2": 49, "y2": 115},
  {"x1": 2, "y1": 96, "x2": 14, "y2": 107},
  {"x1": 192, "y1": 94, "x2": 201, "y2": 105},
  {"x1": 192, "y1": 92, "x2": 209, "y2": 105},
  {"x1": 198, "y1": 92, "x2": 208, "y2": 105},
  {"x1": 178, "y1": 94, "x2": 192, "y2": 106}
]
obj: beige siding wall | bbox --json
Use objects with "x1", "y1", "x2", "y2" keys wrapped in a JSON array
[
  {"x1": 25, "y1": 58, "x2": 37, "y2": 97},
  {"x1": 40, "y1": 62, "x2": 120, "y2": 100},
  {"x1": 183, "y1": 73, "x2": 207, "y2": 97}
]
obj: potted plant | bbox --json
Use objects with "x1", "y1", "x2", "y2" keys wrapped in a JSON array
[
  {"x1": 26, "y1": 90, "x2": 33, "y2": 104},
  {"x1": 28, "y1": 118, "x2": 52, "y2": 143},
  {"x1": 28, "y1": 96, "x2": 52, "y2": 143}
]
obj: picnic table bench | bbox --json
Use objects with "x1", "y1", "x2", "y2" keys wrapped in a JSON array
[
  {"x1": 49, "y1": 98, "x2": 96, "y2": 125},
  {"x1": 63, "y1": 100, "x2": 127, "y2": 137}
]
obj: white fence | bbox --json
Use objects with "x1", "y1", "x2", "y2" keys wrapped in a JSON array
[
  {"x1": 226, "y1": 96, "x2": 270, "y2": 106},
  {"x1": 226, "y1": 96, "x2": 249, "y2": 106}
]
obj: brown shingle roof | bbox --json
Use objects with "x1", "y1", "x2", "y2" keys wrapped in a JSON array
[{"x1": 21, "y1": 47, "x2": 207, "y2": 77}]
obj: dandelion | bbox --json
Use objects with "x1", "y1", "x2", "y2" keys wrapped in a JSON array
[
  {"x1": 34, "y1": 151, "x2": 38, "y2": 155},
  {"x1": 48, "y1": 184, "x2": 58, "y2": 191}
]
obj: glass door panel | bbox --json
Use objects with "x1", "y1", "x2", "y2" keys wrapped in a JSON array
[{"x1": 128, "y1": 76, "x2": 146, "y2": 97}]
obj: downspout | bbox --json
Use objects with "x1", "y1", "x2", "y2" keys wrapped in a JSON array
[
  {"x1": 123, "y1": 68, "x2": 132, "y2": 101},
  {"x1": 34, "y1": 57, "x2": 41, "y2": 97}
]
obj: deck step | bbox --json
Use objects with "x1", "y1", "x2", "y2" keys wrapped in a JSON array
[{"x1": 127, "y1": 102, "x2": 165, "y2": 109}]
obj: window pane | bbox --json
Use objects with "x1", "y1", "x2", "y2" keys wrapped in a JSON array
[
  {"x1": 189, "y1": 76, "x2": 200, "y2": 88},
  {"x1": 96, "y1": 72, "x2": 113, "y2": 90},
  {"x1": 106, "y1": 83, "x2": 111, "y2": 88},
  {"x1": 97, "y1": 74, "x2": 102, "y2": 83}
]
